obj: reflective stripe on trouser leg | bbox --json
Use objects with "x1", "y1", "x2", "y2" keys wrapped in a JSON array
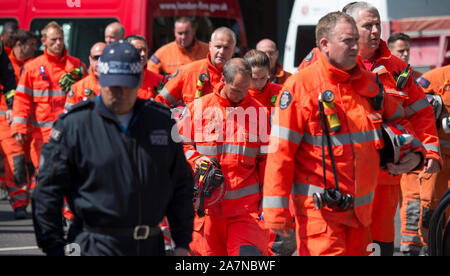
[{"x1": 7, "y1": 185, "x2": 29, "y2": 210}]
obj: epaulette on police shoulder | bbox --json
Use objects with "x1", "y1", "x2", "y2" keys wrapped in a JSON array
[
  {"x1": 145, "y1": 99, "x2": 172, "y2": 118},
  {"x1": 60, "y1": 98, "x2": 94, "y2": 119}
]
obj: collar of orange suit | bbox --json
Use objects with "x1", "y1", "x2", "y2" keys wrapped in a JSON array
[
  {"x1": 248, "y1": 81, "x2": 270, "y2": 97},
  {"x1": 44, "y1": 47, "x2": 68, "y2": 64},
  {"x1": 206, "y1": 52, "x2": 223, "y2": 77},
  {"x1": 317, "y1": 49, "x2": 379, "y2": 98},
  {"x1": 177, "y1": 38, "x2": 201, "y2": 54},
  {"x1": 212, "y1": 82, "x2": 253, "y2": 108},
  {"x1": 8, "y1": 49, "x2": 25, "y2": 67},
  {"x1": 357, "y1": 39, "x2": 392, "y2": 70},
  {"x1": 275, "y1": 62, "x2": 287, "y2": 79},
  {"x1": 317, "y1": 49, "x2": 364, "y2": 84}
]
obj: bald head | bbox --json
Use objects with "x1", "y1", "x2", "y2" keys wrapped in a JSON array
[
  {"x1": 209, "y1": 27, "x2": 237, "y2": 68},
  {"x1": 256, "y1": 39, "x2": 279, "y2": 72},
  {"x1": 90, "y1": 42, "x2": 106, "y2": 77},
  {"x1": 104, "y1": 22, "x2": 125, "y2": 45},
  {"x1": 221, "y1": 58, "x2": 252, "y2": 105}
]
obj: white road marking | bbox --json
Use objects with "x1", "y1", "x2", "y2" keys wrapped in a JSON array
[{"x1": 0, "y1": 246, "x2": 39, "y2": 252}]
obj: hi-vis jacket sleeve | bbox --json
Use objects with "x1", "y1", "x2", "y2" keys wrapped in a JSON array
[
  {"x1": 11, "y1": 66, "x2": 32, "y2": 135},
  {"x1": 382, "y1": 91, "x2": 426, "y2": 160},
  {"x1": 262, "y1": 82, "x2": 306, "y2": 230},
  {"x1": 177, "y1": 103, "x2": 200, "y2": 170},
  {"x1": 404, "y1": 78, "x2": 442, "y2": 165},
  {"x1": 155, "y1": 69, "x2": 184, "y2": 108}
]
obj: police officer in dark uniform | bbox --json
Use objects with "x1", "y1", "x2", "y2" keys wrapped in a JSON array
[
  {"x1": 0, "y1": 39, "x2": 16, "y2": 119},
  {"x1": 0, "y1": 39, "x2": 17, "y2": 202},
  {"x1": 32, "y1": 41, "x2": 194, "y2": 256}
]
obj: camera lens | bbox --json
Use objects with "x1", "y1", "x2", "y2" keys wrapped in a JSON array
[
  {"x1": 313, "y1": 192, "x2": 325, "y2": 210},
  {"x1": 338, "y1": 194, "x2": 353, "y2": 211}
]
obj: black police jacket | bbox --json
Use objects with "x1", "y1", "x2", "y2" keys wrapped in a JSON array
[
  {"x1": 32, "y1": 96, "x2": 194, "y2": 255},
  {"x1": 0, "y1": 42, "x2": 17, "y2": 109}
]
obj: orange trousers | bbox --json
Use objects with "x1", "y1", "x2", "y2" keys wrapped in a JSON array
[
  {"x1": 0, "y1": 119, "x2": 32, "y2": 211},
  {"x1": 189, "y1": 212, "x2": 269, "y2": 256},
  {"x1": 399, "y1": 166, "x2": 449, "y2": 253},
  {"x1": 371, "y1": 184, "x2": 400, "y2": 243},
  {"x1": 295, "y1": 215, "x2": 372, "y2": 256}
]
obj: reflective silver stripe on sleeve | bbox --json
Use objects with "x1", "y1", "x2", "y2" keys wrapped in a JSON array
[
  {"x1": 424, "y1": 144, "x2": 441, "y2": 154},
  {"x1": 386, "y1": 102, "x2": 405, "y2": 121},
  {"x1": 303, "y1": 129, "x2": 382, "y2": 146},
  {"x1": 270, "y1": 125, "x2": 303, "y2": 145},
  {"x1": 224, "y1": 184, "x2": 260, "y2": 200},
  {"x1": 160, "y1": 87, "x2": 179, "y2": 105},
  {"x1": 185, "y1": 150, "x2": 196, "y2": 160},
  {"x1": 354, "y1": 191, "x2": 374, "y2": 207},
  {"x1": 372, "y1": 64, "x2": 387, "y2": 73},
  {"x1": 262, "y1": 196, "x2": 290, "y2": 209},
  {"x1": 32, "y1": 120, "x2": 53, "y2": 128},
  {"x1": 405, "y1": 98, "x2": 431, "y2": 117},
  {"x1": 12, "y1": 117, "x2": 28, "y2": 124},
  {"x1": 196, "y1": 144, "x2": 258, "y2": 158},
  {"x1": 16, "y1": 85, "x2": 33, "y2": 95}
]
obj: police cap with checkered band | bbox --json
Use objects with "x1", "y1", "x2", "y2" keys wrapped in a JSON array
[{"x1": 98, "y1": 41, "x2": 143, "y2": 88}]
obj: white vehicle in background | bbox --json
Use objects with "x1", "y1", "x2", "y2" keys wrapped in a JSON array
[{"x1": 283, "y1": 0, "x2": 450, "y2": 74}]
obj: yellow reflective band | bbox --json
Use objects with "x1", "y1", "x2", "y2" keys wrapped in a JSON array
[{"x1": 5, "y1": 89, "x2": 15, "y2": 100}]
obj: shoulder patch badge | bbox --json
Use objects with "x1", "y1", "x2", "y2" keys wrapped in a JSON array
[
  {"x1": 50, "y1": 128, "x2": 63, "y2": 143},
  {"x1": 416, "y1": 76, "x2": 430, "y2": 89},
  {"x1": 279, "y1": 90, "x2": 293, "y2": 110},
  {"x1": 304, "y1": 50, "x2": 314, "y2": 62}
]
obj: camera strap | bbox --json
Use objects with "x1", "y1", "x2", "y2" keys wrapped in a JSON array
[{"x1": 318, "y1": 99, "x2": 341, "y2": 192}]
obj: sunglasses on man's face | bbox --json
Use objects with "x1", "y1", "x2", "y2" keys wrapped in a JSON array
[{"x1": 90, "y1": 55, "x2": 101, "y2": 60}]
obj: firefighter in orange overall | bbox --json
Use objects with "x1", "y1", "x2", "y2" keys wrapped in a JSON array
[
  {"x1": 243, "y1": 49, "x2": 282, "y2": 109},
  {"x1": 262, "y1": 12, "x2": 425, "y2": 256},
  {"x1": 148, "y1": 17, "x2": 209, "y2": 78},
  {"x1": 65, "y1": 42, "x2": 105, "y2": 110},
  {"x1": 0, "y1": 30, "x2": 37, "y2": 219},
  {"x1": 342, "y1": 2, "x2": 441, "y2": 256},
  {"x1": 155, "y1": 27, "x2": 236, "y2": 108},
  {"x1": 125, "y1": 35, "x2": 163, "y2": 100},
  {"x1": 12, "y1": 21, "x2": 86, "y2": 193},
  {"x1": 178, "y1": 58, "x2": 270, "y2": 256},
  {"x1": 400, "y1": 65, "x2": 450, "y2": 255},
  {"x1": 256, "y1": 39, "x2": 292, "y2": 86}
]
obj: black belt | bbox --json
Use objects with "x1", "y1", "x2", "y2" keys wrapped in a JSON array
[{"x1": 83, "y1": 225, "x2": 161, "y2": 240}]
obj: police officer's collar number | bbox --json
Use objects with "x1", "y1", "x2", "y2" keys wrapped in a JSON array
[{"x1": 279, "y1": 90, "x2": 293, "y2": 110}]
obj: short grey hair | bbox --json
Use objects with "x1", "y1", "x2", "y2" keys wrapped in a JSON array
[
  {"x1": 345, "y1": 1, "x2": 379, "y2": 21},
  {"x1": 222, "y1": 58, "x2": 251, "y2": 83},
  {"x1": 210, "y1": 27, "x2": 236, "y2": 46}
]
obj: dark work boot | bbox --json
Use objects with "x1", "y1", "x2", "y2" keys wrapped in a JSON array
[{"x1": 14, "y1": 207, "x2": 28, "y2": 220}]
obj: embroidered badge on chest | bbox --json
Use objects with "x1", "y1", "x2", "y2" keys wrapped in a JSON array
[{"x1": 150, "y1": 129, "x2": 169, "y2": 146}]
